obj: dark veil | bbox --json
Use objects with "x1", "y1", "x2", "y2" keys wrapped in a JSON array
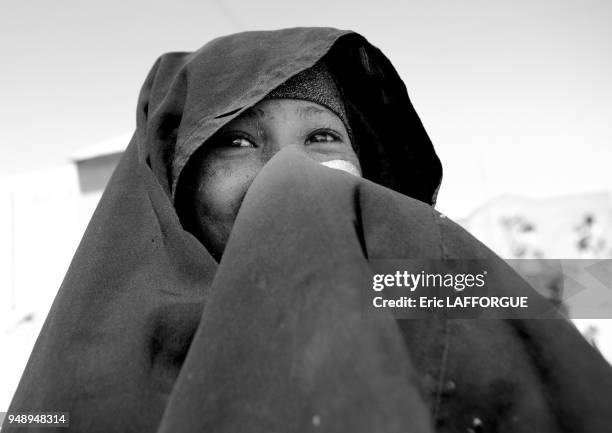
[{"x1": 4, "y1": 28, "x2": 611, "y2": 433}]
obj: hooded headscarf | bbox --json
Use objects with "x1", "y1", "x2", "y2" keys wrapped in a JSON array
[
  {"x1": 4, "y1": 27, "x2": 612, "y2": 433},
  {"x1": 135, "y1": 27, "x2": 442, "y2": 206}
]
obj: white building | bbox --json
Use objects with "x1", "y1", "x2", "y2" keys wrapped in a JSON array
[{"x1": 0, "y1": 134, "x2": 127, "y2": 412}]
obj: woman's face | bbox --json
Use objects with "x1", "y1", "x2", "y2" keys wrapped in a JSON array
[{"x1": 183, "y1": 98, "x2": 361, "y2": 260}]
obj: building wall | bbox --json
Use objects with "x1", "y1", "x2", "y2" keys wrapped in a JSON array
[{"x1": 0, "y1": 161, "x2": 109, "y2": 411}]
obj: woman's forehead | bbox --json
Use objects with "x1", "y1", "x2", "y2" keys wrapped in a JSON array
[{"x1": 232, "y1": 99, "x2": 343, "y2": 124}]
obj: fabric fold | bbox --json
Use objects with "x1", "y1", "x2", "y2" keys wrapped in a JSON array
[{"x1": 156, "y1": 147, "x2": 434, "y2": 433}]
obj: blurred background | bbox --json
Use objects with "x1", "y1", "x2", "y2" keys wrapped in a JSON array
[{"x1": 1, "y1": 0, "x2": 611, "y2": 412}]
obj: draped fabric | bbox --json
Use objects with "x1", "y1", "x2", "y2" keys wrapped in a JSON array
[{"x1": 4, "y1": 27, "x2": 612, "y2": 433}]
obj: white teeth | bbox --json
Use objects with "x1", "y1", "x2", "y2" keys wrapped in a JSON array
[{"x1": 320, "y1": 159, "x2": 362, "y2": 177}]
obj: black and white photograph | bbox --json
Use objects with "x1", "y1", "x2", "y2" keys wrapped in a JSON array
[{"x1": 1, "y1": 1, "x2": 612, "y2": 432}]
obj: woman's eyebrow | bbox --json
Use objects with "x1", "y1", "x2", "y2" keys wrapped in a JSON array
[
  {"x1": 241, "y1": 107, "x2": 266, "y2": 120},
  {"x1": 229, "y1": 107, "x2": 266, "y2": 139}
]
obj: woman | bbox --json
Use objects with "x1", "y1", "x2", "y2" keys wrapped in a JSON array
[
  {"x1": 176, "y1": 60, "x2": 365, "y2": 261},
  {"x1": 4, "y1": 27, "x2": 612, "y2": 433}
]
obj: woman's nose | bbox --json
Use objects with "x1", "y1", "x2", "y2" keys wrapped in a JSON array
[{"x1": 262, "y1": 142, "x2": 304, "y2": 162}]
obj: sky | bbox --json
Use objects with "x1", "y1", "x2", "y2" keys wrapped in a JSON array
[{"x1": 1, "y1": 0, "x2": 611, "y2": 218}]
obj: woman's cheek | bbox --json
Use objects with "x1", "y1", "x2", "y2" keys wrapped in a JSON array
[{"x1": 198, "y1": 159, "x2": 261, "y2": 222}]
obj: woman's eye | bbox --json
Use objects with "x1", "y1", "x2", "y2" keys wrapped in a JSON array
[
  {"x1": 228, "y1": 137, "x2": 255, "y2": 148},
  {"x1": 308, "y1": 132, "x2": 340, "y2": 143}
]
